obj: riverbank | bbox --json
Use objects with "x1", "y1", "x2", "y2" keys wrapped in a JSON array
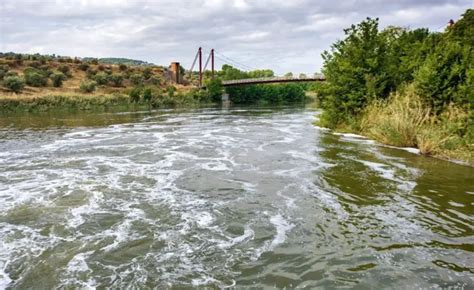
[
  {"x1": 315, "y1": 89, "x2": 473, "y2": 166},
  {"x1": 313, "y1": 10, "x2": 473, "y2": 166},
  {"x1": 0, "y1": 90, "x2": 212, "y2": 112}
]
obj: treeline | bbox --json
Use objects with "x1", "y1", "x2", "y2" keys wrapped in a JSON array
[
  {"x1": 315, "y1": 9, "x2": 473, "y2": 161},
  {"x1": 207, "y1": 65, "x2": 306, "y2": 104}
]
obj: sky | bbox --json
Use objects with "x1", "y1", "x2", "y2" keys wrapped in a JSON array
[{"x1": 0, "y1": 0, "x2": 472, "y2": 75}]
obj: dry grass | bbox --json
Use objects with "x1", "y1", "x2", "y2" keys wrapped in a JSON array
[
  {"x1": 361, "y1": 86, "x2": 431, "y2": 147},
  {"x1": 360, "y1": 85, "x2": 473, "y2": 164}
]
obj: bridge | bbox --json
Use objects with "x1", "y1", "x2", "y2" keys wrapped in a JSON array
[
  {"x1": 182, "y1": 47, "x2": 325, "y2": 87},
  {"x1": 222, "y1": 75, "x2": 325, "y2": 87}
]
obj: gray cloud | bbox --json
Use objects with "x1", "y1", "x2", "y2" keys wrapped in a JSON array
[{"x1": 0, "y1": 0, "x2": 471, "y2": 74}]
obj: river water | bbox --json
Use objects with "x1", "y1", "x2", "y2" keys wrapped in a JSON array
[{"x1": 0, "y1": 106, "x2": 473, "y2": 288}]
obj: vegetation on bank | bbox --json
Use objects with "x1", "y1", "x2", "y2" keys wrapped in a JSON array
[
  {"x1": 314, "y1": 9, "x2": 473, "y2": 163},
  {"x1": 0, "y1": 51, "x2": 310, "y2": 111},
  {"x1": 0, "y1": 52, "x2": 213, "y2": 111},
  {"x1": 213, "y1": 64, "x2": 307, "y2": 104}
]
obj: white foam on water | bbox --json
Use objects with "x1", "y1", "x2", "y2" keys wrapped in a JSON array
[
  {"x1": 67, "y1": 191, "x2": 104, "y2": 228},
  {"x1": 217, "y1": 225, "x2": 255, "y2": 250},
  {"x1": 66, "y1": 251, "x2": 94, "y2": 273},
  {"x1": 252, "y1": 214, "x2": 294, "y2": 260},
  {"x1": 0, "y1": 263, "x2": 12, "y2": 289},
  {"x1": 269, "y1": 214, "x2": 294, "y2": 249},
  {"x1": 360, "y1": 160, "x2": 397, "y2": 181},
  {"x1": 333, "y1": 132, "x2": 367, "y2": 139}
]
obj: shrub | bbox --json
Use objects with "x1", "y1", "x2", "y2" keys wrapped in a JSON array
[
  {"x1": 94, "y1": 72, "x2": 109, "y2": 85},
  {"x1": 3, "y1": 76, "x2": 25, "y2": 93},
  {"x1": 108, "y1": 73, "x2": 123, "y2": 87},
  {"x1": 98, "y1": 64, "x2": 105, "y2": 71},
  {"x1": 5, "y1": 71, "x2": 18, "y2": 77},
  {"x1": 130, "y1": 73, "x2": 144, "y2": 86},
  {"x1": 129, "y1": 87, "x2": 142, "y2": 103},
  {"x1": 148, "y1": 76, "x2": 161, "y2": 85},
  {"x1": 167, "y1": 86, "x2": 176, "y2": 98},
  {"x1": 143, "y1": 67, "x2": 153, "y2": 79},
  {"x1": 29, "y1": 61, "x2": 42, "y2": 68},
  {"x1": 143, "y1": 87, "x2": 153, "y2": 102},
  {"x1": 86, "y1": 68, "x2": 97, "y2": 79},
  {"x1": 24, "y1": 67, "x2": 48, "y2": 87},
  {"x1": 51, "y1": 72, "x2": 66, "y2": 87},
  {"x1": 79, "y1": 80, "x2": 97, "y2": 93},
  {"x1": 0, "y1": 65, "x2": 9, "y2": 79},
  {"x1": 89, "y1": 58, "x2": 99, "y2": 65},
  {"x1": 119, "y1": 64, "x2": 128, "y2": 71},
  {"x1": 58, "y1": 65, "x2": 71, "y2": 77},
  {"x1": 78, "y1": 63, "x2": 90, "y2": 71}
]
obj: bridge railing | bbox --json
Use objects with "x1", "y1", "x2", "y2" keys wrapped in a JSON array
[{"x1": 222, "y1": 74, "x2": 325, "y2": 85}]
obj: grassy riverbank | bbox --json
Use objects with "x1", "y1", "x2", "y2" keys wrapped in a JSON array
[
  {"x1": 314, "y1": 9, "x2": 473, "y2": 165},
  {"x1": 0, "y1": 89, "x2": 211, "y2": 112}
]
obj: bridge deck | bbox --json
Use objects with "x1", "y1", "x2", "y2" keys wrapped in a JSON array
[{"x1": 221, "y1": 75, "x2": 325, "y2": 86}]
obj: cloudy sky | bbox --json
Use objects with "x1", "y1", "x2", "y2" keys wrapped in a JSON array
[{"x1": 0, "y1": 0, "x2": 472, "y2": 75}]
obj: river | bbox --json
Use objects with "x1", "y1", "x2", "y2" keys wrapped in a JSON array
[{"x1": 0, "y1": 106, "x2": 473, "y2": 288}]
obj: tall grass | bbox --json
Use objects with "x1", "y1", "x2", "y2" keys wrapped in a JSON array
[
  {"x1": 360, "y1": 86, "x2": 431, "y2": 147},
  {"x1": 360, "y1": 85, "x2": 473, "y2": 163}
]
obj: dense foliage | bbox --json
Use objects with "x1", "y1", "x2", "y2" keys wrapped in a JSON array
[
  {"x1": 318, "y1": 10, "x2": 473, "y2": 127},
  {"x1": 226, "y1": 83, "x2": 305, "y2": 104},
  {"x1": 214, "y1": 65, "x2": 306, "y2": 104}
]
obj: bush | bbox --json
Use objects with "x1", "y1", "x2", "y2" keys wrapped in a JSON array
[
  {"x1": 119, "y1": 64, "x2": 128, "y2": 71},
  {"x1": 143, "y1": 67, "x2": 153, "y2": 79},
  {"x1": 78, "y1": 63, "x2": 90, "y2": 71},
  {"x1": 143, "y1": 87, "x2": 153, "y2": 102},
  {"x1": 86, "y1": 68, "x2": 97, "y2": 79},
  {"x1": 0, "y1": 65, "x2": 9, "y2": 79},
  {"x1": 130, "y1": 73, "x2": 144, "y2": 86},
  {"x1": 129, "y1": 87, "x2": 141, "y2": 103},
  {"x1": 58, "y1": 65, "x2": 71, "y2": 77},
  {"x1": 79, "y1": 80, "x2": 97, "y2": 93},
  {"x1": 3, "y1": 76, "x2": 25, "y2": 93},
  {"x1": 148, "y1": 76, "x2": 162, "y2": 85},
  {"x1": 98, "y1": 64, "x2": 105, "y2": 71},
  {"x1": 94, "y1": 72, "x2": 109, "y2": 85},
  {"x1": 108, "y1": 74, "x2": 123, "y2": 87},
  {"x1": 24, "y1": 67, "x2": 48, "y2": 87},
  {"x1": 89, "y1": 58, "x2": 99, "y2": 65},
  {"x1": 50, "y1": 72, "x2": 66, "y2": 87},
  {"x1": 5, "y1": 71, "x2": 18, "y2": 77}
]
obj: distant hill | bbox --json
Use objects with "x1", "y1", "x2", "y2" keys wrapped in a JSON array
[{"x1": 83, "y1": 57, "x2": 154, "y2": 66}]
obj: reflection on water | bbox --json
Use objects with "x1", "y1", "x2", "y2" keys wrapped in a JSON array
[{"x1": 0, "y1": 106, "x2": 473, "y2": 288}]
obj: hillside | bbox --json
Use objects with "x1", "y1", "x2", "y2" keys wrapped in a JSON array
[
  {"x1": 82, "y1": 57, "x2": 155, "y2": 66},
  {"x1": 0, "y1": 53, "x2": 196, "y2": 96},
  {"x1": 0, "y1": 53, "x2": 208, "y2": 111}
]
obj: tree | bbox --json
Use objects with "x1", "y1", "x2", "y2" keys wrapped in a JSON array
[{"x1": 205, "y1": 78, "x2": 223, "y2": 102}]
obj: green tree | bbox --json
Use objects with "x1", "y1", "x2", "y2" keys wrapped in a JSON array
[{"x1": 205, "y1": 78, "x2": 223, "y2": 102}]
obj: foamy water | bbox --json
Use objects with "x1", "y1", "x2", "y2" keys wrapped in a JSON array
[{"x1": 0, "y1": 107, "x2": 472, "y2": 288}]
